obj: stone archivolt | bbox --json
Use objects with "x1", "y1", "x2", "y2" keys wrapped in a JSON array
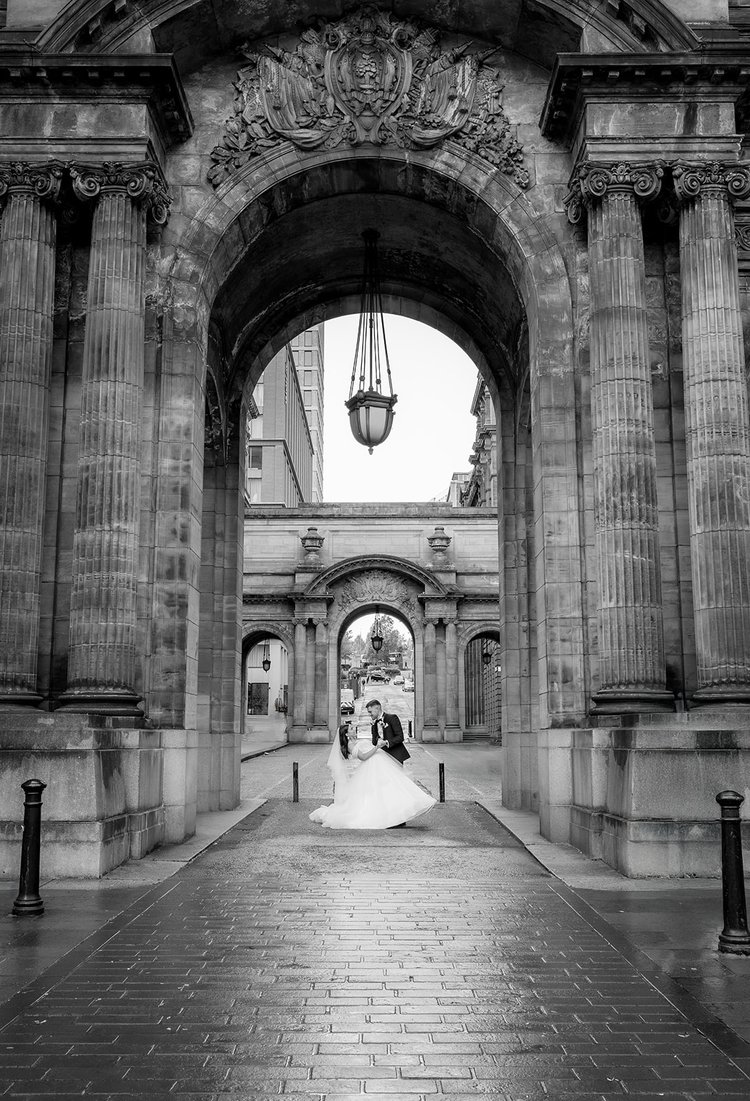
[
  {"x1": 208, "y1": 5, "x2": 528, "y2": 189},
  {"x1": 334, "y1": 569, "x2": 419, "y2": 620}
]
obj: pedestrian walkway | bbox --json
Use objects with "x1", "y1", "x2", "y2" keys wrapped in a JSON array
[
  {"x1": 241, "y1": 714, "x2": 288, "y2": 759},
  {"x1": 1, "y1": 743, "x2": 750, "y2": 1099}
]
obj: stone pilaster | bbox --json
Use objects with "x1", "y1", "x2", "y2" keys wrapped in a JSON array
[
  {"x1": 293, "y1": 619, "x2": 308, "y2": 727},
  {"x1": 436, "y1": 623, "x2": 447, "y2": 731},
  {"x1": 423, "y1": 620, "x2": 438, "y2": 728},
  {"x1": 674, "y1": 161, "x2": 750, "y2": 703},
  {"x1": 313, "y1": 619, "x2": 328, "y2": 727},
  {"x1": 59, "y1": 162, "x2": 170, "y2": 713},
  {"x1": 444, "y1": 620, "x2": 459, "y2": 731},
  {"x1": 0, "y1": 162, "x2": 63, "y2": 705},
  {"x1": 567, "y1": 162, "x2": 672, "y2": 713}
]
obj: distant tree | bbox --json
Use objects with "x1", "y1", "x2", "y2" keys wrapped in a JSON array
[{"x1": 365, "y1": 615, "x2": 412, "y2": 665}]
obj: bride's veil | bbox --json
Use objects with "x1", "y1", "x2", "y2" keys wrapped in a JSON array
[{"x1": 326, "y1": 730, "x2": 350, "y2": 798}]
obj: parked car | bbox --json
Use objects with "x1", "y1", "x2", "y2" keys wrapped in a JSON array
[
  {"x1": 368, "y1": 669, "x2": 387, "y2": 683},
  {"x1": 392, "y1": 675, "x2": 404, "y2": 685},
  {"x1": 340, "y1": 689, "x2": 355, "y2": 714},
  {"x1": 403, "y1": 679, "x2": 414, "y2": 692}
]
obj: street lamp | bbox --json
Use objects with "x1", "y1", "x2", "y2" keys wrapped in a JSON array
[
  {"x1": 345, "y1": 230, "x2": 397, "y2": 454},
  {"x1": 371, "y1": 606, "x2": 384, "y2": 654}
]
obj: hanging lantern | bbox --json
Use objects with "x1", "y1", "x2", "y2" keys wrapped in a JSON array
[
  {"x1": 262, "y1": 642, "x2": 271, "y2": 673},
  {"x1": 371, "y1": 607, "x2": 384, "y2": 653},
  {"x1": 346, "y1": 229, "x2": 397, "y2": 453},
  {"x1": 482, "y1": 645, "x2": 493, "y2": 667}
]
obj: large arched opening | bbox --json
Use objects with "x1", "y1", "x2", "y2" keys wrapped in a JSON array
[
  {"x1": 6, "y1": 0, "x2": 729, "y2": 881},
  {"x1": 154, "y1": 136, "x2": 584, "y2": 841}
]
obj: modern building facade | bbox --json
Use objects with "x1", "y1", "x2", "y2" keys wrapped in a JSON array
[
  {"x1": 245, "y1": 344, "x2": 314, "y2": 507},
  {"x1": 3, "y1": 0, "x2": 750, "y2": 879},
  {"x1": 291, "y1": 326, "x2": 325, "y2": 503}
]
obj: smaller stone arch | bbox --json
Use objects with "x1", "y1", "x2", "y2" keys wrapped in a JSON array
[
  {"x1": 241, "y1": 620, "x2": 295, "y2": 653},
  {"x1": 305, "y1": 554, "x2": 449, "y2": 600},
  {"x1": 460, "y1": 625, "x2": 502, "y2": 743},
  {"x1": 240, "y1": 620, "x2": 294, "y2": 746}
]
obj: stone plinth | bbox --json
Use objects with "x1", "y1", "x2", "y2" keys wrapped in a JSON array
[
  {"x1": 539, "y1": 717, "x2": 750, "y2": 876},
  {"x1": 0, "y1": 712, "x2": 164, "y2": 878}
]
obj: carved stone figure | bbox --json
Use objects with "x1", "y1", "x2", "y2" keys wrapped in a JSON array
[{"x1": 209, "y1": 6, "x2": 528, "y2": 189}]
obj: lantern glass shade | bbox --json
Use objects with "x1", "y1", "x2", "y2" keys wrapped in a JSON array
[
  {"x1": 371, "y1": 633, "x2": 384, "y2": 653},
  {"x1": 346, "y1": 230, "x2": 397, "y2": 453},
  {"x1": 482, "y1": 649, "x2": 492, "y2": 667},
  {"x1": 262, "y1": 658, "x2": 271, "y2": 673},
  {"x1": 346, "y1": 389, "x2": 397, "y2": 454}
]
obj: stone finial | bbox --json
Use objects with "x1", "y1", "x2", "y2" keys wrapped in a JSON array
[
  {"x1": 69, "y1": 160, "x2": 172, "y2": 224},
  {"x1": 427, "y1": 526, "x2": 452, "y2": 567},
  {"x1": 672, "y1": 161, "x2": 750, "y2": 205},
  {"x1": 300, "y1": 526, "x2": 324, "y2": 566}
]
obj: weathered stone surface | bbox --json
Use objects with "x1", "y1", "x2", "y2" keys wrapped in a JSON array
[
  {"x1": 0, "y1": 163, "x2": 62, "y2": 703},
  {"x1": 675, "y1": 161, "x2": 750, "y2": 703},
  {"x1": 569, "y1": 161, "x2": 672, "y2": 713}
]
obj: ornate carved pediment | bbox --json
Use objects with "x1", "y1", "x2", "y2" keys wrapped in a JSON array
[
  {"x1": 334, "y1": 569, "x2": 419, "y2": 620},
  {"x1": 209, "y1": 6, "x2": 528, "y2": 189}
]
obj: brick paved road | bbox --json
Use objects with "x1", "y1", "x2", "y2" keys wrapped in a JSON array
[{"x1": 1, "y1": 774, "x2": 750, "y2": 1098}]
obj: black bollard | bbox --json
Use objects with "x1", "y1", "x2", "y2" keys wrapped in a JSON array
[
  {"x1": 13, "y1": 779, "x2": 47, "y2": 918},
  {"x1": 716, "y1": 790, "x2": 750, "y2": 954},
  {"x1": 408, "y1": 719, "x2": 413, "y2": 740},
  {"x1": 292, "y1": 762, "x2": 299, "y2": 803},
  {"x1": 438, "y1": 762, "x2": 445, "y2": 803}
]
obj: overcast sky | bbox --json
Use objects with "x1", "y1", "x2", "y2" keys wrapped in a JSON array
[{"x1": 322, "y1": 315, "x2": 479, "y2": 502}]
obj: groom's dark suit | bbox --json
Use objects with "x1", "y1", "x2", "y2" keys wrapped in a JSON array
[{"x1": 371, "y1": 712, "x2": 410, "y2": 764}]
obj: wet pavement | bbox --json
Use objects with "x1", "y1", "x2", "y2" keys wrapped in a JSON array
[{"x1": 1, "y1": 744, "x2": 750, "y2": 1098}]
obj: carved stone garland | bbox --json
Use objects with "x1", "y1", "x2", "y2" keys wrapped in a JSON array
[
  {"x1": 334, "y1": 570, "x2": 419, "y2": 620},
  {"x1": 209, "y1": 6, "x2": 528, "y2": 189}
]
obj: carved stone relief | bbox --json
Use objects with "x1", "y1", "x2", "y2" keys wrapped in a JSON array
[
  {"x1": 333, "y1": 569, "x2": 419, "y2": 621},
  {"x1": 209, "y1": 6, "x2": 528, "y2": 189}
]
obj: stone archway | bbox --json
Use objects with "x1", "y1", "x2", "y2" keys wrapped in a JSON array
[{"x1": 10, "y1": 0, "x2": 750, "y2": 880}]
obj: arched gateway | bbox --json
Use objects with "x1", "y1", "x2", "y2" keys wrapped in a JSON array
[{"x1": 1, "y1": 0, "x2": 750, "y2": 877}]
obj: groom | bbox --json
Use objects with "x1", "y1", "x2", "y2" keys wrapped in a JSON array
[{"x1": 366, "y1": 699, "x2": 410, "y2": 765}]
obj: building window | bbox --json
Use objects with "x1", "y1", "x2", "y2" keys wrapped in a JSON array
[{"x1": 249, "y1": 446, "x2": 263, "y2": 473}]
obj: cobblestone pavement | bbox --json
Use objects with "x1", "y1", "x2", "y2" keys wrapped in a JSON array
[{"x1": 1, "y1": 746, "x2": 750, "y2": 1099}]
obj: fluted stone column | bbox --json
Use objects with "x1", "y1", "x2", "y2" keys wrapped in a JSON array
[
  {"x1": 674, "y1": 161, "x2": 750, "y2": 703},
  {"x1": 313, "y1": 619, "x2": 328, "y2": 727},
  {"x1": 436, "y1": 623, "x2": 447, "y2": 732},
  {"x1": 293, "y1": 619, "x2": 308, "y2": 727},
  {"x1": 0, "y1": 162, "x2": 63, "y2": 705},
  {"x1": 445, "y1": 620, "x2": 459, "y2": 730},
  {"x1": 59, "y1": 162, "x2": 169, "y2": 713},
  {"x1": 567, "y1": 162, "x2": 672, "y2": 713},
  {"x1": 423, "y1": 620, "x2": 438, "y2": 728}
]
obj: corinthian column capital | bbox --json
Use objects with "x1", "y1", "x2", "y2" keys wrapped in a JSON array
[
  {"x1": 69, "y1": 159, "x2": 171, "y2": 224},
  {"x1": 673, "y1": 161, "x2": 750, "y2": 204},
  {"x1": 0, "y1": 160, "x2": 64, "y2": 204},
  {"x1": 565, "y1": 161, "x2": 663, "y2": 224}
]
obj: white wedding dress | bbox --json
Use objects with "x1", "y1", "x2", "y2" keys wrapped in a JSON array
[{"x1": 310, "y1": 740, "x2": 436, "y2": 830}]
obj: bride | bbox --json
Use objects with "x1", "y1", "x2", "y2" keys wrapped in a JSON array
[{"x1": 309, "y1": 722, "x2": 436, "y2": 830}]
